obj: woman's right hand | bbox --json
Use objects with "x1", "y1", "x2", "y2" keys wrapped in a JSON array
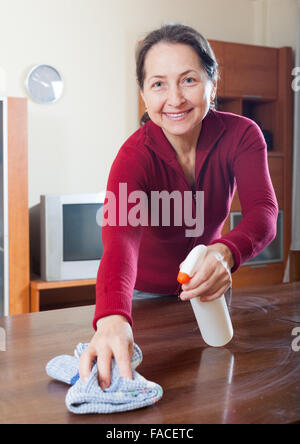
[{"x1": 79, "y1": 314, "x2": 134, "y2": 389}]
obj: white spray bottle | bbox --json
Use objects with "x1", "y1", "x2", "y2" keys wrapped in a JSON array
[{"x1": 177, "y1": 245, "x2": 233, "y2": 347}]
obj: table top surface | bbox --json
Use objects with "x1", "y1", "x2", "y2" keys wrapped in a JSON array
[{"x1": 1, "y1": 282, "x2": 300, "y2": 424}]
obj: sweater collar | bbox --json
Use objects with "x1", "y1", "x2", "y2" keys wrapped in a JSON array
[{"x1": 143, "y1": 109, "x2": 226, "y2": 169}]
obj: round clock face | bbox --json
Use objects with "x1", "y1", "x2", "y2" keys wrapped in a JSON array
[{"x1": 26, "y1": 65, "x2": 64, "y2": 104}]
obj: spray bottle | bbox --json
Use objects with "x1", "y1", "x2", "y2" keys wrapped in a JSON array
[{"x1": 177, "y1": 245, "x2": 233, "y2": 347}]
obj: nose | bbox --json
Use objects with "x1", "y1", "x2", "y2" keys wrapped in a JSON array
[{"x1": 167, "y1": 84, "x2": 186, "y2": 107}]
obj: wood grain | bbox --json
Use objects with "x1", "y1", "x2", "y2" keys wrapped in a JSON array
[
  {"x1": 290, "y1": 251, "x2": 300, "y2": 282},
  {"x1": 209, "y1": 40, "x2": 225, "y2": 96},
  {"x1": 223, "y1": 42, "x2": 278, "y2": 99},
  {"x1": 7, "y1": 98, "x2": 30, "y2": 315},
  {"x1": 0, "y1": 282, "x2": 300, "y2": 424}
]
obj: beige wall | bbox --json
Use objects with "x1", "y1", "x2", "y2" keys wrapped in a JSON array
[{"x1": 0, "y1": 0, "x2": 297, "y2": 207}]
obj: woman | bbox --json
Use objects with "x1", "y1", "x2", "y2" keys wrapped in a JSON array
[{"x1": 79, "y1": 24, "x2": 278, "y2": 388}]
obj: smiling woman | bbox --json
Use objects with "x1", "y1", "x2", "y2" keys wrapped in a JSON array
[
  {"x1": 140, "y1": 44, "x2": 216, "y2": 144},
  {"x1": 136, "y1": 24, "x2": 218, "y2": 128},
  {"x1": 79, "y1": 24, "x2": 278, "y2": 393}
]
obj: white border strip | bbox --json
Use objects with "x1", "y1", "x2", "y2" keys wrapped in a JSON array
[{"x1": 1, "y1": 97, "x2": 9, "y2": 316}]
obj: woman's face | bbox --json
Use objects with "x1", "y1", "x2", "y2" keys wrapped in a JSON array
[{"x1": 141, "y1": 42, "x2": 216, "y2": 141}]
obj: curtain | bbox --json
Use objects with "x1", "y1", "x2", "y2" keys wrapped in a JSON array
[
  {"x1": 291, "y1": 0, "x2": 300, "y2": 251},
  {"x1": 284, "y1": 0, "x2": 300, "y2": 282}
]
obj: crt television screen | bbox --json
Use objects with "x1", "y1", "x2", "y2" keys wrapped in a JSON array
[
  {"x1": 230, "y1": 210, "x2": 283, "y2": 265},
  {"x1": 63, "y1": 203, "x2": 103, "y2": 262}
]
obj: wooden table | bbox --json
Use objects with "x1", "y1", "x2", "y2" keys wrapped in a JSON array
[{"x1": 1, "y1": 282, "x2": 300, "y2": 424}]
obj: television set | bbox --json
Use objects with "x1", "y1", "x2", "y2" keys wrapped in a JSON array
[
  {"x1": 229, "y1": 210, "x2": 284, "y2": 266},
  {"x1": 30, "y1": 192, "x2": 106, "y2": 281}
]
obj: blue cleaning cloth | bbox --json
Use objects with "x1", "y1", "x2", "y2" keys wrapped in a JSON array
[{"x1": 46, "y1": 343, "x2": 163, "y2": 414}]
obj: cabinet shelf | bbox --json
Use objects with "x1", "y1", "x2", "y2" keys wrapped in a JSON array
[
  {"x1": 268, "y1": 152, "x2": 285, "y2": 158},
  {"x1": 218, "y1": 96, "x2": 276, "y2": 103}
]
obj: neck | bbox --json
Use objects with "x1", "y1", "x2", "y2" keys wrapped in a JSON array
[{"x1": 162, "y1": 121, "x2": 202, "y2": 159}]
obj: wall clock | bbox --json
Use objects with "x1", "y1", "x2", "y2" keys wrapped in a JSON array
[{"x1": 25, "y1": 64, "x2": 64, "y2": 104}]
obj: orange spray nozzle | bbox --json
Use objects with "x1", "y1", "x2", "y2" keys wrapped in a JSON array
[{"x1": 177, "y1": 272, "x2": 192, "y2": 285}]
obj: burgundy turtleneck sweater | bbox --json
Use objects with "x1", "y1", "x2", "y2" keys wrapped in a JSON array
[{"x1": 93, "y1": 110, "x2": 278, "y2": 329}]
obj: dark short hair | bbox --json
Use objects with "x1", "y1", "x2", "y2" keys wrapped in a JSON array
[{"x1": 136, "y1": 24, "x2": 219, "y2": 125}]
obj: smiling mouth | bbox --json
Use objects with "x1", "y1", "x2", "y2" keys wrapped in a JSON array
[{"x1": 163, "y1": 109, "x2": 193, "y2": 121}]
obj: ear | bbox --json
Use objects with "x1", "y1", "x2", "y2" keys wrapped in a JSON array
[
  {"x1": 211, "y1": 80, "x2": 217, "y2": 99},
  {"x1": 140, "y1": 89, "x2": 146, "y2": 106}
]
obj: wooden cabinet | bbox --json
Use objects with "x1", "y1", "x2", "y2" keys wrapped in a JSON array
[
  {"x1": 138, "y1": 41, "x2": 293, "y2": 289},
  {"x1": 213, "y1": 44, "x2": 293, "y2": 288},
  {"x1": 0, "y1": 97, "x2": 29, "y2": 316},
  {"x1": 210, "y1": 41, "x2": 278, "y2": 99},
  {"x1": 209, "y1": 40, "x2": 225, "y2": 96}
]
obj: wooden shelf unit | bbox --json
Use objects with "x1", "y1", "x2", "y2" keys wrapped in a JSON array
[
  {"x1": 0, "y1": 98, "x2": 30, "y2": 315},
  {"x1": 211, "y1": 41, "x2": 293, "y2": 287},
  {"x1": 138, "y1": 40, "x2": 293, "y2": 288},
  {"x1": 30, "y1": 277, "x2": 96, "y2": 312}
]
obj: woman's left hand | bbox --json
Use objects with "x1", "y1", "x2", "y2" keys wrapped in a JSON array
[{"x1": 179, "y1": 243, "x2": 234, "y2": 303}]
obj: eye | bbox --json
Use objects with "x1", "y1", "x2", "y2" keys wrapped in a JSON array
[
  {"x1": 184, "y1": 77, "x2": 196, "y2": 85},
  {"x1": 152, "y1": 81, "x2": 163, "y2": 89}
]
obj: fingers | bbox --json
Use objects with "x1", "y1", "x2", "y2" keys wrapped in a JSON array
[
  {"x1": 79, "y1": 341, "x2": 133, "y2": 389},
  {"x1": 79, "y1": 346, "x2": 97, "y2": 384},
  {"x1": 98, "y1": 343, "x2": 133, "y2": 389},
  {"x1": 79, "y1": 315, "x2": 134, "y2": 390},
  {"x1": 181, "y1": 280, "x2": 229, "y2": 302},
  {"x1": 114, "y1": 345, "x2": 133, "y2": 381},
  {"x1": 180, "y1": 254, "x2": 232, "y2": 302},
  {"x1": 201, "y1": 284, "x2": 229, "y2": 302},
  {"x1": 182, "y1": 258, "x2": 215, "y2": 292},
  {"x1": 97, "y1": 347, "x2": 113, "y2": 390}
]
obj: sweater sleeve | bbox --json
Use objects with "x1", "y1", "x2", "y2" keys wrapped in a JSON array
[
  {"x1": 210, "y1": 121, "x2": 279, "y2": 272},
  {"x1": 93, "y1": 148, "x2": 147, "y2": 330}
]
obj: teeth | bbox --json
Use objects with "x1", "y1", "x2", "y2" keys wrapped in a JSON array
[{"x1": 166, "y1": 112, "x2": 188, "y2": 118}]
